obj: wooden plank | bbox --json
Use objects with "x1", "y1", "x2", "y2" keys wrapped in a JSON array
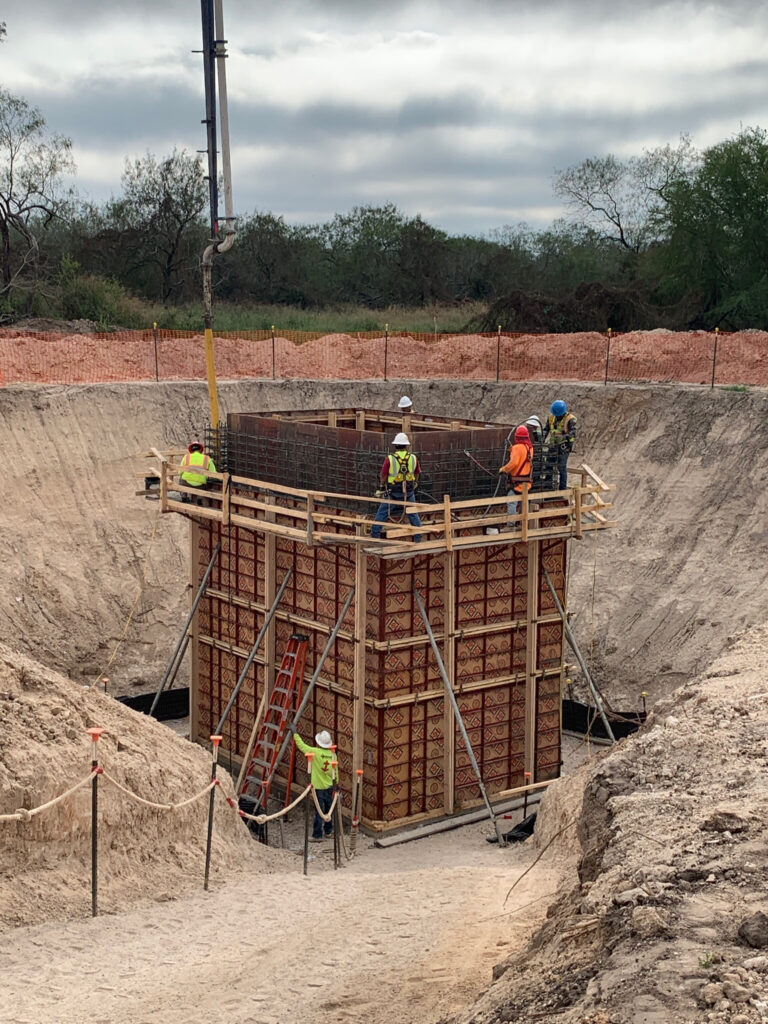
[
  {"x1": 203, "y1": 586, "x2": 357, "y2": 645},
  {"x1": 443, "y1": 550, "x2": 456, "y2": 814},
  {"x1": 306, "y1": 493, "x2": 314, "y2": 548},
  {"x1": 352, "y1": 531, "x2": 368, "y2": 778},
  {"x1": 574, "y1": 486, "x2": 583, "y2": 540},
  {"x1": 327, "y1": 411, "x2": 337, "y2": 427},
  {"x1": 521, "y1": 484, "x2": 529, "y2": 542},
  {"x1": 443, "y1": 495, "x2": 453, "y2": 552},
  {"x1": 355, "y1": 410, "x2": 366, "y2": 431},
  {"x1": 189, "y1": 519, "x2": 201, "y2": 745},
  {"x1": 368, "y1": 666, "x2": 562, "y2": 708},
  {"x1": 221, "y1": 473, "x2": 231, "y2": 528},
  {"x1": 150, "y1": 446, "x2": 169, "y2": 464},
  {"x1": 524, "y1": 538, "x2": 539, "y2": 778},
  {"x1": 160, "y1": 460, "x2": 168, "y2": 508},
  {"x1": 578, "y1": 462, "x2": 614, "y2": 491},
  {"x1": 264, "y1": 495, "x2": 277, "y2": 699}
]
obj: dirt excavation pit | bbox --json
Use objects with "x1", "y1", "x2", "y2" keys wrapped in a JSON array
[{"x1": 2, "y1": 376, "x2": 768, "y2": 1022}]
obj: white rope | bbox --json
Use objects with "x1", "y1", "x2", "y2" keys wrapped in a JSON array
[
  {"x1": 0, "y1": 771, "x2": 95, "y2": 822},
  {"x1": 236, "y1": 784, "x2": 312, "y2": 824},
  {"x1": 311, "y1": 786, "x2": 339, "y2": 823},
  {"x1": 100, "y1": 771, "x2": 216, "y2": 811}
]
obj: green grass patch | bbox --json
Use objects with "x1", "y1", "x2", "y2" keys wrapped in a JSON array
[{"x1": 154, "y1": 301, "x2": 488, "y2": 334}]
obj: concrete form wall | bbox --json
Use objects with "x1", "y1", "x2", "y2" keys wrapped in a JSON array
[{"x1": 191, "y1": 520, "x2": 566, "y2": 828}]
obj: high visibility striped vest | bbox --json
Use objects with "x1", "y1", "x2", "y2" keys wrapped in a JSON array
[
  {"x1": 547, "y1": 412, "x2": 576, "y2": 444},
  {"x1": 387, "y1": 451, "x2": 416, "y2": 484},
  {"x1": 180, "y1": 450, "x2": 213, "y2": 487}
]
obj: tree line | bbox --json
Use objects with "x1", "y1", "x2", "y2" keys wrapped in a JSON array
[{"x1": 2, "y1": 68, "x2": 768, "y2": 330}]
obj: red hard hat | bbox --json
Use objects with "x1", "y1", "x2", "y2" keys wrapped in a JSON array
[
  {"x1": 515, "y1": 425, "x2": 531, "y2": 442},
  {"x1": 188, "y1": 441, "x2": 204, "y2": 453}
]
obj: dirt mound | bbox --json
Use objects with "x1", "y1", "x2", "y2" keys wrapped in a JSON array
[
  {"x1": 453, "y1": 624, "x2": 768, "y2": 1023},
  {"x1": 0, "y1": 643, "x2": 282, "y2": 929}
]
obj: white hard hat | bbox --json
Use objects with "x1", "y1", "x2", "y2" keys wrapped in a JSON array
[
  {"x1": 398, "y1": 395, "x2": 412, "y2": 410},
  {"x1": 315, "y1": 730, "x2": 333, "y2": 749},
  {"x1": 393, "y1": 432, "x2": 410, "y2": 446},
  {"x1": 525, "y1": 415, "x2": 543, "y2": 428}
]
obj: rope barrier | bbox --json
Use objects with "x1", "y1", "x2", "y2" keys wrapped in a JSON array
[
  {"x1": 236, "y1": 784, "x2": 312, "y2": 825},
  {"x1": 311, "y1": 786, "x2": 339, "y2": 823},
  {"x1": 99, "y1": 771, "x2": 217, "y2": 811},
  {"x1": 0, "y1": 770, "x2": 96, "y2": 822}
]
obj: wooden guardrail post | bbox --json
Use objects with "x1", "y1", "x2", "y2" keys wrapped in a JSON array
[
  {"x1": 521, "y1": 483, "x2": 529, "y2": 542},
  {"x1": 573, "y1": 486, "x2": 583, "y2": 540},
  {"x1": 221, "y1": 472, "x2": 231, "y2": 527},
  {"x1": 443, "y1": 494, "x2": 453, "y2": 551}
]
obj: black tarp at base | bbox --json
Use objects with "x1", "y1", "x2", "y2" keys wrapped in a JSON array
[{"x1": 118, "y1": 687, "x2": 189, "y2": 721}]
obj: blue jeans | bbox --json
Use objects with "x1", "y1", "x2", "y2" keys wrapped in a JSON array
[
  {"x1": 557, "y1": 447, "x2": 571, "y2": 490},
  {"x1": 371, "y1": 488, "x2": 422, "y2": 542},
  {"x1": 313, "y1": 786, "x2": 334, "y2": 839}
]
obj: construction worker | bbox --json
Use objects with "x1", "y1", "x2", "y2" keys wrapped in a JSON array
[
  {"x1": 290, "y1": 728, "x2": 338, "y2": 842},
  {"x1": 499, "y1": 425, "x2": 533, "y2": 525},
  {"x1": 179, "y1": 442, "x2": 216, "y2": 504},
  {"x1": 371, "y1": 433, "x2": 423, "y2": 543},
  {"x1": 543, "y1": 400, "x2": 577, "y2": 490},
  {"x1": 398, "y1": 394, "x2": 413, "y2": 434},
  {"x1": 523, "y1": 415, "x2": 543, "y2": 444}
]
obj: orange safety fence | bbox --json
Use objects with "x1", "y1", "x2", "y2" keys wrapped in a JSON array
[{"x1": 0, "y1": 326, "x2": 766, "y2": 388}]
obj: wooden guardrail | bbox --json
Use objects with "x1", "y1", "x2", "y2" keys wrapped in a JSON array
[{"x1": 146, "y1": 457, "x2": 615, "y2": 556}]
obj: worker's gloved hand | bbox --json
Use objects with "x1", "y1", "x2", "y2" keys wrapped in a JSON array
[{"x1": 374, "y1": 488, "x2": 385, "y2": 498}]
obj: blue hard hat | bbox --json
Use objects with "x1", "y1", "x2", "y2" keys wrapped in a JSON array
[{"x1": 551, "y1": 400, "x2": 567, "y2": 417}]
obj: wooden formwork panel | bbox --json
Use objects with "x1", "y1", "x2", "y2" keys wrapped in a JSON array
[{"x1": 192, "y1": 520, "x2": 567, "y2": 828}]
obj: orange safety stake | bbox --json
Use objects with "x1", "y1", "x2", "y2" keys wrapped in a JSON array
[
  {"x1": 203, "y1": 735, "x2": 223, "y2": 892},
  {"x1": 87, "y1": 727, "x2": 104, "y2": 917}
]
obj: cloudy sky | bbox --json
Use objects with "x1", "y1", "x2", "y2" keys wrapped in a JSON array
[{"x1": 2, "y1": 0, "x2": 768, "y2": 235}]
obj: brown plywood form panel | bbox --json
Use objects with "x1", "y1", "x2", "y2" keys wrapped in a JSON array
[{"x1": 192, "y1": 519, "x2": 567, "y2": 828}]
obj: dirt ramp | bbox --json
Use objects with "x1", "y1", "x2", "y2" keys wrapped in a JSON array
[{"x1": 0, "y1": 643, "x2": 280, "y2": 929}]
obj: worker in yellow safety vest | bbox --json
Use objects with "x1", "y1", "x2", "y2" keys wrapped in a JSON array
[
  {"x1": 370, "y1": 433, "x2": 423, "y2": 543},
  {"x1": 179, "y1": 442, "x2": 216, "y2": 503},
  {"x1": 289, "y1": 728, "x2": 338, "y2": 841},
  {"x1": 543, "y1": 400, "x2": 577, "y2": 489}
]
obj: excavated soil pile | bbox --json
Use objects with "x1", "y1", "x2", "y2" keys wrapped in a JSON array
[
  {"x1": 0, "y1": 643, "x2": 282, "y2": 929},
  {"x1": 452, "y1": 625, "x2": 768, "y2": 1024},
  {"x1": 1, "y1": 329, "x2": 766, "y2": 385}
]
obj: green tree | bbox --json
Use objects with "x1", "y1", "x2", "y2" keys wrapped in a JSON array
[
  {"x1": 0, "y1": 89, "x2": 75, "y2": 308},
  {"x1": 657, "y1": 126, "x2": 768, "y2": 324},
  {"x1": 108, "y1": 148, "x2": 207, "y2": 303}
]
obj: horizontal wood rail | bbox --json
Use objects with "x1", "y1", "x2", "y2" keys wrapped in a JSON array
[{"x1": 155, "y1": 457, "x2": 615, "y2": 556}]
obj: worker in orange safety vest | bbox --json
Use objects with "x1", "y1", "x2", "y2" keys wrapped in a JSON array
[{"x1": 499, "y1": 425, "x2": 533, "y2": 526}]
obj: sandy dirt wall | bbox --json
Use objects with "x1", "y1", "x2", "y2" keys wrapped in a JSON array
[
  {"x1": 453, "y1": 623, "x2": 768, "y2": 1024},
  {"x1": 1, "y1": 378, "x2": 766, "y2": 706}
]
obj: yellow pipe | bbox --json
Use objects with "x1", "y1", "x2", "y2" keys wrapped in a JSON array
[{"x1": 204, "y1": 326, "x2": 220, "y2": 428}]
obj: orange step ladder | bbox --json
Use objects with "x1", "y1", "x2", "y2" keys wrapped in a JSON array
[{"x1": 241, "y1": 632, "x2": 308, "y2": 812}]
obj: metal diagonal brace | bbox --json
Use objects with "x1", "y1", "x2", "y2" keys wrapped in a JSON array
[
  {"x1": 150, "y1": 541, "x2": 222, "y2": 718},
  {"x1": 543, "y1": 569, "x2": 615, "y2": 744},
  {"x1": 215, "y1": 566, "x2": 294, "y2": 734},
  {"x1": 413, "y1": 586, "x2": 505, "y2": 846},
  {"x1": 260, "y1": 587, "x2": 356, "y2": 797}
]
